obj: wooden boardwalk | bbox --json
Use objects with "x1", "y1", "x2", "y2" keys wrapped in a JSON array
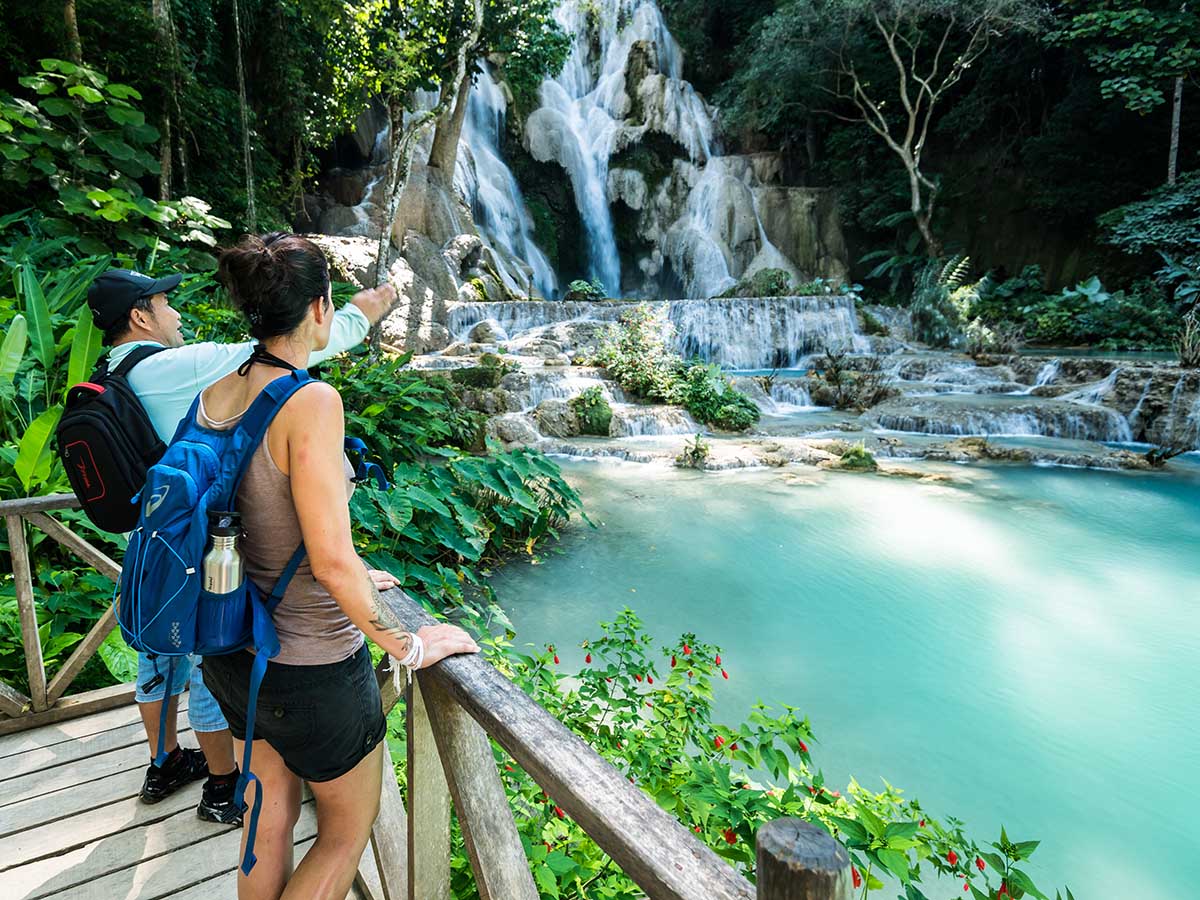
[{"x1": 0, "y1": 695, "x2": 372, "y2": 900}]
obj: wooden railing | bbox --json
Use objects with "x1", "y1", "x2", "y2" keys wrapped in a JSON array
[
  {"x1": 1, "y1": 494, "x2": 854, "y2": 899},
  {"x1": 0, "y1": 493, "x2": 134, "y2": 734}
]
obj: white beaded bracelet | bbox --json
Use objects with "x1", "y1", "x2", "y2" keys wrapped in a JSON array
[{"x1": 400, "y1": 633, "x2": 425, "y2": 670}]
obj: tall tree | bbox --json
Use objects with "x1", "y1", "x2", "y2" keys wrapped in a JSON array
[
  {"x1": 426, "y1": 0, "x2": 570, "y2": 176},
  {"x1": 151, "y1": 0, "x2": 181, "y2": 200},
  {"x1": 63, "y1": 0, "x2": 82, "y2": 63},
  {"x1": 1051, "y1": 0, "x2": 1200, "y2": 185},
  {"x1": 231, "y1": 0, "x2": 256, "y2": 230}
]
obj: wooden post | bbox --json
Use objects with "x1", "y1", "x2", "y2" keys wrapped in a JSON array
[
  {"x1": 420, "y1": 675, "x2": 538, "y2": 900},
  {"x1": 0, "y1": 679, "x2": 31, "y2": 718},
  {"x1": 407, "y1": 674, "x2": 451, "y2": 900},
  {"x1": 6, "y1": 516, "x2": 47, "y2": 712},
  {"x1": 364, "y1": 739, "x2": 408, "y2": 900},
  {"x1": 756, "y1": 819, "x2": 852, "y2": 900}
]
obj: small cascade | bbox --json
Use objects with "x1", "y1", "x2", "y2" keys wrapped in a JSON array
[
  {"x1": 456, "y1": 63, "x2": 557, "y2": 297},
  {"x1": 1035, "y1": 359, "x2": 1061, "y2": 387},
  {"x1": 522, "y1": 373, "x2": 625, "y2": 411},
  {"x1": 1125, "y1": 376, "x2": 1154, "y2": 435},
  {"x1": 447, "y1": 300, "x2": 628, "y2": 341},
  {"x1": 609, "y1": 404, "x2": 700, "y2": 436},
  {"x1": 869, "y1": 397, "x2": 1133, "y2": 443},
  {"x1": 769, "y1": 381, "x2": 815, "y2": 411},
  {"x1": 1063, "y1": 367, "x2": 1121, "y2": 406},
  {"x1": 668, "y1": 296, "x2": 864, "y2": 368}
]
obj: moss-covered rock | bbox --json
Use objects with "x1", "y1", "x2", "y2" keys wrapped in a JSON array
[
  {"x1": 569, "y1": 386, "x2": 614, "y2": 435},
  {"x1": 451, "y1": 366, "x2": 505, "y2": 389}
]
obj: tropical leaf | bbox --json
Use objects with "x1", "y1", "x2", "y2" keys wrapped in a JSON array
[
  {"x1": 66, "y1": 305, "x2": 103, "y2": 390},
  {"x1": 18, "y1": 265, "x2": 54, "y2": 371},
  {"x1": 0, "y1": 313, "x2": 27, "y2": 386},
  {"x1": 15, "y1": 404, "x2": 62, "y2": 491}
]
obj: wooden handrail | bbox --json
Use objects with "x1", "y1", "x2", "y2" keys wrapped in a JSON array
[
  {"x1": 0, "y1": 493, "x2": 132, "y2": 732},
  {"x1": 375, "y1": 586, "x2": 757, "y2": 900}
]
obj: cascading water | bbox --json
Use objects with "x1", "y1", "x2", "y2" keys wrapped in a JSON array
[{"x1": 456, "y1": 63, "x2": 557, "y2": 297}]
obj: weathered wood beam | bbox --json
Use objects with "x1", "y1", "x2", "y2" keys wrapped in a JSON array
[
  {"x1": 45, "y1": 606, "x2": 117, "y2": 706},
  {"x1": 0, "y1": 494, "x2": 80, "y2": 516},
  {"x1": 377, "y1": 653, "x2": 404, "y2": 717},
  {"x1": 0, "y1": 679, "x2": 31, "y2": 718},
  {"x1": 407, "y1": 674, "x2": 451, "y2": 900},
  {"x1": 755, "y1": 819, "x2": 851, "y2": 900},
  {"x1": 6, "y1": 516, "x2": 47, "y2": 712},
  {"x1": 366, "y1": 738, "x2": 409, "y2": 900},
  {"x1": 0, "y1": 682, "x2": 136, "y2": 736},
  {"x1": 376, "y1": 588, "x2": 756, "y2": 900},
  {"x1": 25, "y1": 512, "x2": 121, "y2": 581},
  {"x1": 420, "y1": 673, "x2": 538, "y2": 900}
]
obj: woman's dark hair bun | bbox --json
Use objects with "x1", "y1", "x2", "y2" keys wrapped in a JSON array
[{"x1": 217, "y1": 233, "x2": 330, "y2": 340}]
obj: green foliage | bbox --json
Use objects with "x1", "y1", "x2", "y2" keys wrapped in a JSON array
[
  {"x1": 718, "y1": 268, "x2": 793, "y2": 298},
  {"x1": 1048, "y1": 0, "x2": 1200, "y2": 115},
  {"x1": 910, "y1": 257, "x2": 973, "y2": 348},
  {"x1": 838, "y1": 442, "x2": 878, "y2": 471},
  {"x1": 569, "y1": 386, "x2": 613, "y2": 436},
  {"x1": 670, "y1": 363, "x2": 760, "y2": 432},
  {"x1": 674, "y1": 433, "x2": 711, "y2": 469},
  {"x1": 0, "y1": 59, "x2": 228, "y2": 256},
  {"x1": 485, "y1": 0, "x2": 570, "y2": 116},
  {"x1": 564, "y1": 278, "x2": 607, "y2": 301},
  {"x1": 412, "y1": 610, "x2": 1065, "y2": 900},
  {"x1": 858, "y1": 308, "x2": 889, "y2": 336},
  {"x1": 596, "y1": 305, "x2": 760, "y2": 431},
  {"x1": 1176, "y1": 310, "x2": 1200, "y2": 368}
]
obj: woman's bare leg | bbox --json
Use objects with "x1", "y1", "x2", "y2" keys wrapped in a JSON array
[
  {"x1": 280, "y1": 742, "x2": 383, "y2": 900},
  {"x1": 234, "y1": 738, "x2": 303, "y2": 900}
]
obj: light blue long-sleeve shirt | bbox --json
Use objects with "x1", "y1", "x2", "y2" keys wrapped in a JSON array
[{"x1": 105, "y1": 303, "x2": 370, "y2": 441}]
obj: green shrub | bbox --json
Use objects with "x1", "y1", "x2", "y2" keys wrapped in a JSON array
[
  {"x1": 595, "y1": 304, "x2": 676, "y2": 401},
  {"x1": 838, "y1": 442, "x2": 878, "y2": 471},
  {"x1": 859, "y1": 308, "x2": 889, "y2": 336},
  {"x1": 719, "y1": 267, "x2": 793, "y2": 298},
  {"x1": 451, "y1": 366, "x2": 506, "y2": 389},
  {"x1": 670, "y1": 363, "x2": 760, "y2": 432},
  {"x1": 674, "y1": 433, "x2": 710, "y2": 468},
  {"x1": 564, "y1": 278, "x2": 607, "y2": 301},
  {"x1": 569, "y1": 386, "x2": 613, "y2": 435}
]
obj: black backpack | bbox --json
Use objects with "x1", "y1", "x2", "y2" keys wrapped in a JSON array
[{"x1": 56, "y1": 345, "x2": 168, "y2": 533}]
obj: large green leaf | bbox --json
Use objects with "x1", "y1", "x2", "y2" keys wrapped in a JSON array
[
  {"x1": 66, "y1": 305, "x2": 103, "y2": 390},
  {"x1": 0, "y1": 313, "x2": 27, "y2": 385},
  {"x1": 19, "y1": 265, "x2": 54, "y2": 371},
  {"x1": 15, "y1": 404, "x2": 62, "y2": 491}
]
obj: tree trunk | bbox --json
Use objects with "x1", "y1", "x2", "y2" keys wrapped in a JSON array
[
  {"x1": 231, "y1": 0, "x2": 257, "y2": 231},
  {"x1": 152, "y1": 0, "x2": 175, "y2": 201},
  {"x1": 1169, "y1": 75, "x2": 1183, "y2": 186},
  {"x1": 907, "y1": 164, "x2": 942, "y2": 258},
  {"x1": 64, "y1": 0, "x2": 82, "y2": 63},
  {"x1": 428, "y1": 68, "x2": 474, "y2": 176}
]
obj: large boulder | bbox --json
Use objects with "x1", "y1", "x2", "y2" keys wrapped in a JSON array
[
  {"x1": 392, "y1": 164, "x2": 473, "y2": 249},
  {"x1": 306, "y1": 234, "x2": 378, "y2": 288},
  {"x1": 468, "y1": 319, "x2": 508, "y2": 343},
  {"x1": 535, "y1": 399, "x2": 580, "y2": 438},
  {"x1": 402, "y1": 230, "x2": 458, "y2": 302},
  {"x1": 317, "y1": 205, "x2": 370, "y2": 237},
  {"x1": 487, "y1": 413, "x2": 540, "y2": 446}
]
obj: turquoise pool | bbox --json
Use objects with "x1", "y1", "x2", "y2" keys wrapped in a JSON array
[{"x1": 491, "y1": 456, "x2": 1200, "y2": 900}]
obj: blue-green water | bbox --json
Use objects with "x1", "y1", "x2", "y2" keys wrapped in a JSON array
[{"x1": 491, "y1": 457, "x2": 1200, "y2": 900}]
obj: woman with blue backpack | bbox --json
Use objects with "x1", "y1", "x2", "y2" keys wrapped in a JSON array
[{"x1": 192, "y1": 233, "x2": 479, "y2": 899}]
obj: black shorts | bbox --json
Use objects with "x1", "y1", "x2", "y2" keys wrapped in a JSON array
[{"x1": 201, "y1": 643, "x2": 386, "y2": 783}]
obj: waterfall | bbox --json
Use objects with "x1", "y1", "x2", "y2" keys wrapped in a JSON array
[
  {"x1": 1063, "y1": 368, "x2": 1121, "y2": 406},
  {"x1": 1035, "y1": 359, "x2": 1061, "y2": 387},
  {"x1": 448, "y1": 300, "x2": 629, "y2": 341},
  {"x1": 769, "y1": 381, "x2": 816, "y2": 411},
  {"x1": 456, "y1": 63, "x2": 557, "y2": 297},
  {"x1": 871, "y1": 403, "x2": 1133, "y2": 443},
  {"x1": 668, "y1": 296, "x2": 864, "y2": 368},
  {"x1": 1125, "y1": 376, "x2": 1154, "y2": 436},
  {"x1": 609, "y1": 403, "x2": 700, "y2": 436}
]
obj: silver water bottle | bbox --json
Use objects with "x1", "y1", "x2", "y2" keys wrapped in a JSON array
[{"x1": 203, "y1": 511, "x2": 244, "y2": 594}]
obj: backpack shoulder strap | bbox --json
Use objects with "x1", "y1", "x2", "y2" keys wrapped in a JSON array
[
  {"x1": 223, "y1": 370, "x2": 315, "y2": 499},
  {"x1": 109, "y1": 344, "x2": 168, "y2": 380}
]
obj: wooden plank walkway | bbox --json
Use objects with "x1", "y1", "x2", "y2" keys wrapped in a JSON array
[{"x1": 0, "y1": 697, "x2": 371, "y2": 900}]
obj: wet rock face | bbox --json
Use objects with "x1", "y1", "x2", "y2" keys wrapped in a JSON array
[
  {"x1": 866, "y1": 395, "x2": 1134, "y2": 443},
  {"x1": 535, "y1": 399, "x2": 581, "y2": 438},
  {"x1": 487, "y1": 413, "x2": 540, "y2": 446}
]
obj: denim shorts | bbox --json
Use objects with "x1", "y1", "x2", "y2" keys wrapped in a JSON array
[
  {"x1": 135, "y1": 652, "x2": 229, "y2": 733},
  {"x1": 201, "y1": 643, "x2": 385, "y2": 783}
]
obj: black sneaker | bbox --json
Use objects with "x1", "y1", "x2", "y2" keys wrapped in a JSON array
[
  {"x1": 197, "y1": 773, "x2": 244, "y2": 826},
  {"x1": 140, "y1": 747, "x2": 209, "y2": 804}
]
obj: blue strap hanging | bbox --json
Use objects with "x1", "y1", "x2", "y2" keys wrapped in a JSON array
[
  {"x1": 151, "y1": 656, "x2": 176, "y2": 767},
  {"x1": 344, "y1": 436, "x2": 390, "y2": 490}
]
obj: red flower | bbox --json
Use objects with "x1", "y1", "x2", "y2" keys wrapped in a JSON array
[
  {"x1": 585, "y1": 653, "x2": 592, "y2": 664},
  {"x1": 730, "y1": 742, "x2": 739, "y2": 750},
  {"x1": 671, "y1": 655, "x2": 677, "y2": 668},
  {"x1": 975, "y1": 857, "x2": 985, "y2": 872},
  {"x1": 830, "y1": 790, "x2": 841, "y2": 798},
  {"x1": 808, "y1": 786, "x2": 817, "y2": 795},
  {"x1": 714, "y1": 735, "x2": 725, "y2": 749},
  {"x1": 606, "y1": 677, "x2": 613, "y2": 683},
  {"x1": 615, "y1": 740, "x2": 621, "y2": 749},
  {"x1": 554, "y1": 806, "x2": 565, "y2": 819},
  {"x1": 722, "y1": 828, "x2": 736, "y2": 845},
  {"x1": 798, "y1": 740, "x2": 808, "y2": 753},
  {"x1": 722, "y1": 669, "x2": 729, "y2": 679},
  {"x1": 504, "y1": 764, "x2": 513, "y2": 772},
  {"x1": 852, "y1": 866, "x2": 862, "y2": 889},
  {"x1": 999, "y1": 882, "x2": 1008, "y2": 897},
  {"x1": 544, "y1": 841, "x2": 551, "y2": 853},
  {"x1": 688, "y1": 670, "x2": 694, "y2": 678},
  {"x1": 919, "y1": 819, "x2": 926, "y2": 828},
  {"x1": 647, "y1": 675, "x2": 653, "y2": 684},
  {"x1": 683, "y1": 644, "x2": 692, "y2": 655},
  {"x1": 963, "y1": 881, "x2": 969, "y2": 893},
  {"x1": 715, "y1": 654, "x2": 721, "y2": 665},
  {"x1": 947, "y1": 850, "x2": 959, "y2": 866},
  {"x1": 553, "y1": 654, "x2": 560, "y2": 665},
  {"x1": 694, "y1": 825, "x2": 702, "y2": 833},
  {"x1": 645, "y1": 700, "x2": 653, "y2": 708},
  {"x1": 634, "y1": 674, "x2": 643, "y2": 682}
]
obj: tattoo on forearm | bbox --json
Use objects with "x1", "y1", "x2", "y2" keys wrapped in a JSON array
[{"x1": 366, "y1": 584, "x2": 413, "y2": 655}]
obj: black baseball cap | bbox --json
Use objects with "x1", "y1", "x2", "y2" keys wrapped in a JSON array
[{"x1": 87, "y1": 269, "x2": 184, "y2": 330}]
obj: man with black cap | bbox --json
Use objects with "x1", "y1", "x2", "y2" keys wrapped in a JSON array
[{"x1": 88, "y1": 262, "x2": 397, "y2": 825}]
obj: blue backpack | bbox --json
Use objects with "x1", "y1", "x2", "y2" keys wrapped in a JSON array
[{"x1": 116, "y1": 368, "x2": 385, "y2": 874}]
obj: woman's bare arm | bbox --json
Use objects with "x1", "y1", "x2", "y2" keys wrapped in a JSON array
[{"x1": 280, "y1": 382, "x2": 479, "y2": 665}]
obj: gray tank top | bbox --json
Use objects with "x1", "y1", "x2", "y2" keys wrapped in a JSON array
[{"x1": 198, "y1": 389, "x2": 364, "y2": 666}]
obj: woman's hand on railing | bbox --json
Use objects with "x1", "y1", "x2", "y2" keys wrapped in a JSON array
[
  {"x1": 368, "y1": 568, "x2": 400, "y2": 592},
  {"x1": 416, "y1": 623, "x2": 480, "y2": 668}
]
